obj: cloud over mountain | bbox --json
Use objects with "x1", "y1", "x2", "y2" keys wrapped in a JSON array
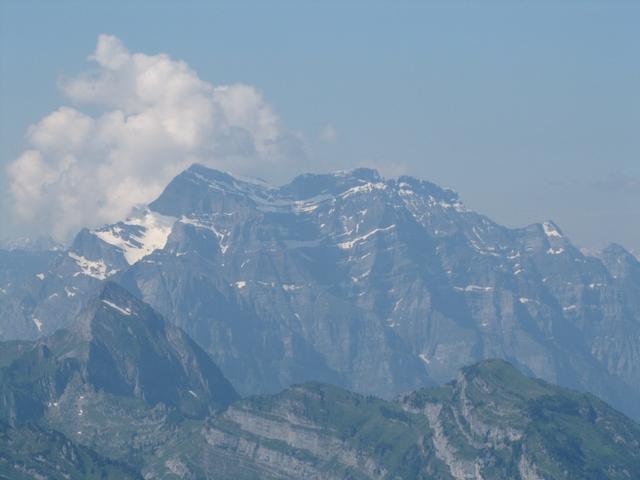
[{"x1": 6, "y1": 35, "x2": 306, "y2": 241}]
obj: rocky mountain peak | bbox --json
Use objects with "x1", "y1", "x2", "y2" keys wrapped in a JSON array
[
  {"x1": 457, "y1": 358, "x2": 552, "y2": 403},
  {"x1": 600, "y1": 242, "x2": 640, "y2": 283},
  {"x1": 75, "y1": 282, "x2": 238, "y2": 414},
  {"x1": 0, "y1": 282, "x2": 239, "y2": 424}
]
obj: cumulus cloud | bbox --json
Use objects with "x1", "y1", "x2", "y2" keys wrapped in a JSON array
[{"x1": 6, "y1": 35, "x2": 307, "y2": 241}]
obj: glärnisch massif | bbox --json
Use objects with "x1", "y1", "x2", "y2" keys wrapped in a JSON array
[{"x1": 1, "y1": 164, "x2": 639, "y2": 479}]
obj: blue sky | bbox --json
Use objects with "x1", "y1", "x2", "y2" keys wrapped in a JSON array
[{"x1": 1, "y1": 0, "x2": 639, "y2": 251}]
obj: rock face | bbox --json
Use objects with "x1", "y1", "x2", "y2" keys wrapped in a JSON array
[
  {"x1": 147, "y1": 381, "x2": 451, "y2": 480},
  {"x1": 64, "y1": 281, "x2": 239, "y2": 416},
  {"x1": 402, "y1": 359, "x2": 640, "y2": 479},
  {"x1": 2, "y1": 164, "x2": 640, "y2": 421},
  {"x1": 141, "y1": 360, "x2": 640, "y2": 479}
]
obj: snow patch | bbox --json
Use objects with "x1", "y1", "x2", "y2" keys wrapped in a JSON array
[
  {"x1": 438, "y1": 200, "x2": 467, "y2": 212},
  {"x1": 338, "y1": 225, "x2": 396, "y2": 249},
  {"x1": 542, "y1": 222, "x2": 562, "y2": 238},
  {"x1": 454, "y1": 285, "x2": 494, "y2": 292},
  {"x1": 93, "y1": 209, "x2": 177, "y2": 264},
  {"x1": 350, "y1": 270, "x2": 371, "y2": 283},
  {"x1": 102, "y1": 299, "x2": 132, "y2": 316},
  {"x1": 68, "y1": 252, "x2": 117, "y2": 280},
  {"x1": 519, "y1": 297, "x2": 535, "y2": 304},
  {"x1": 340, "y1": 182, "x2": 387, "y2": 199},
  {"x1": 33, "y1": 318, "x2": 43, "y2": 332}
]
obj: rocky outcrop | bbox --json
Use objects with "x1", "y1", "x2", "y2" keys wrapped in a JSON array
[{"x1": 402, "y1": 359, "x2": 640, "y2": 480}]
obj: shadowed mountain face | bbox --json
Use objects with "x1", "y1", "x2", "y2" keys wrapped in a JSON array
[
  {"x1": 2, "y1": 164, "x2": 640, "y2": 421},
  {"x1": 0, "y1": 282, "x2": 238, "y2": 427},
  {"x1": 0, "y1": 283, "x2": 238, "y2": 477}
]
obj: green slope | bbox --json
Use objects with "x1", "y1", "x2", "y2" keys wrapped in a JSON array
[{"x1": 0, "y1": 421, "x2": 141, "y2": 479}]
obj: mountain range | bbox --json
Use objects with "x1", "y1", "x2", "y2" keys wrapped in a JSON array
[
  {"x1": 2, "y1": 164, "x2": 639, "y2": 423},
  {"x1": 0, "y1": 282, "x2": 638, "y2": 479}
]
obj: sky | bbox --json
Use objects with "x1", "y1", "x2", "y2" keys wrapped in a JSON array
[{"x1": 1, "y1": 0, "x2": 639, "y2": 252}]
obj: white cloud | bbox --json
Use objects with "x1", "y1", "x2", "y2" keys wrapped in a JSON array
[{"x1": 6, "y1": 35, "x2": 307, "y2": 241}]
